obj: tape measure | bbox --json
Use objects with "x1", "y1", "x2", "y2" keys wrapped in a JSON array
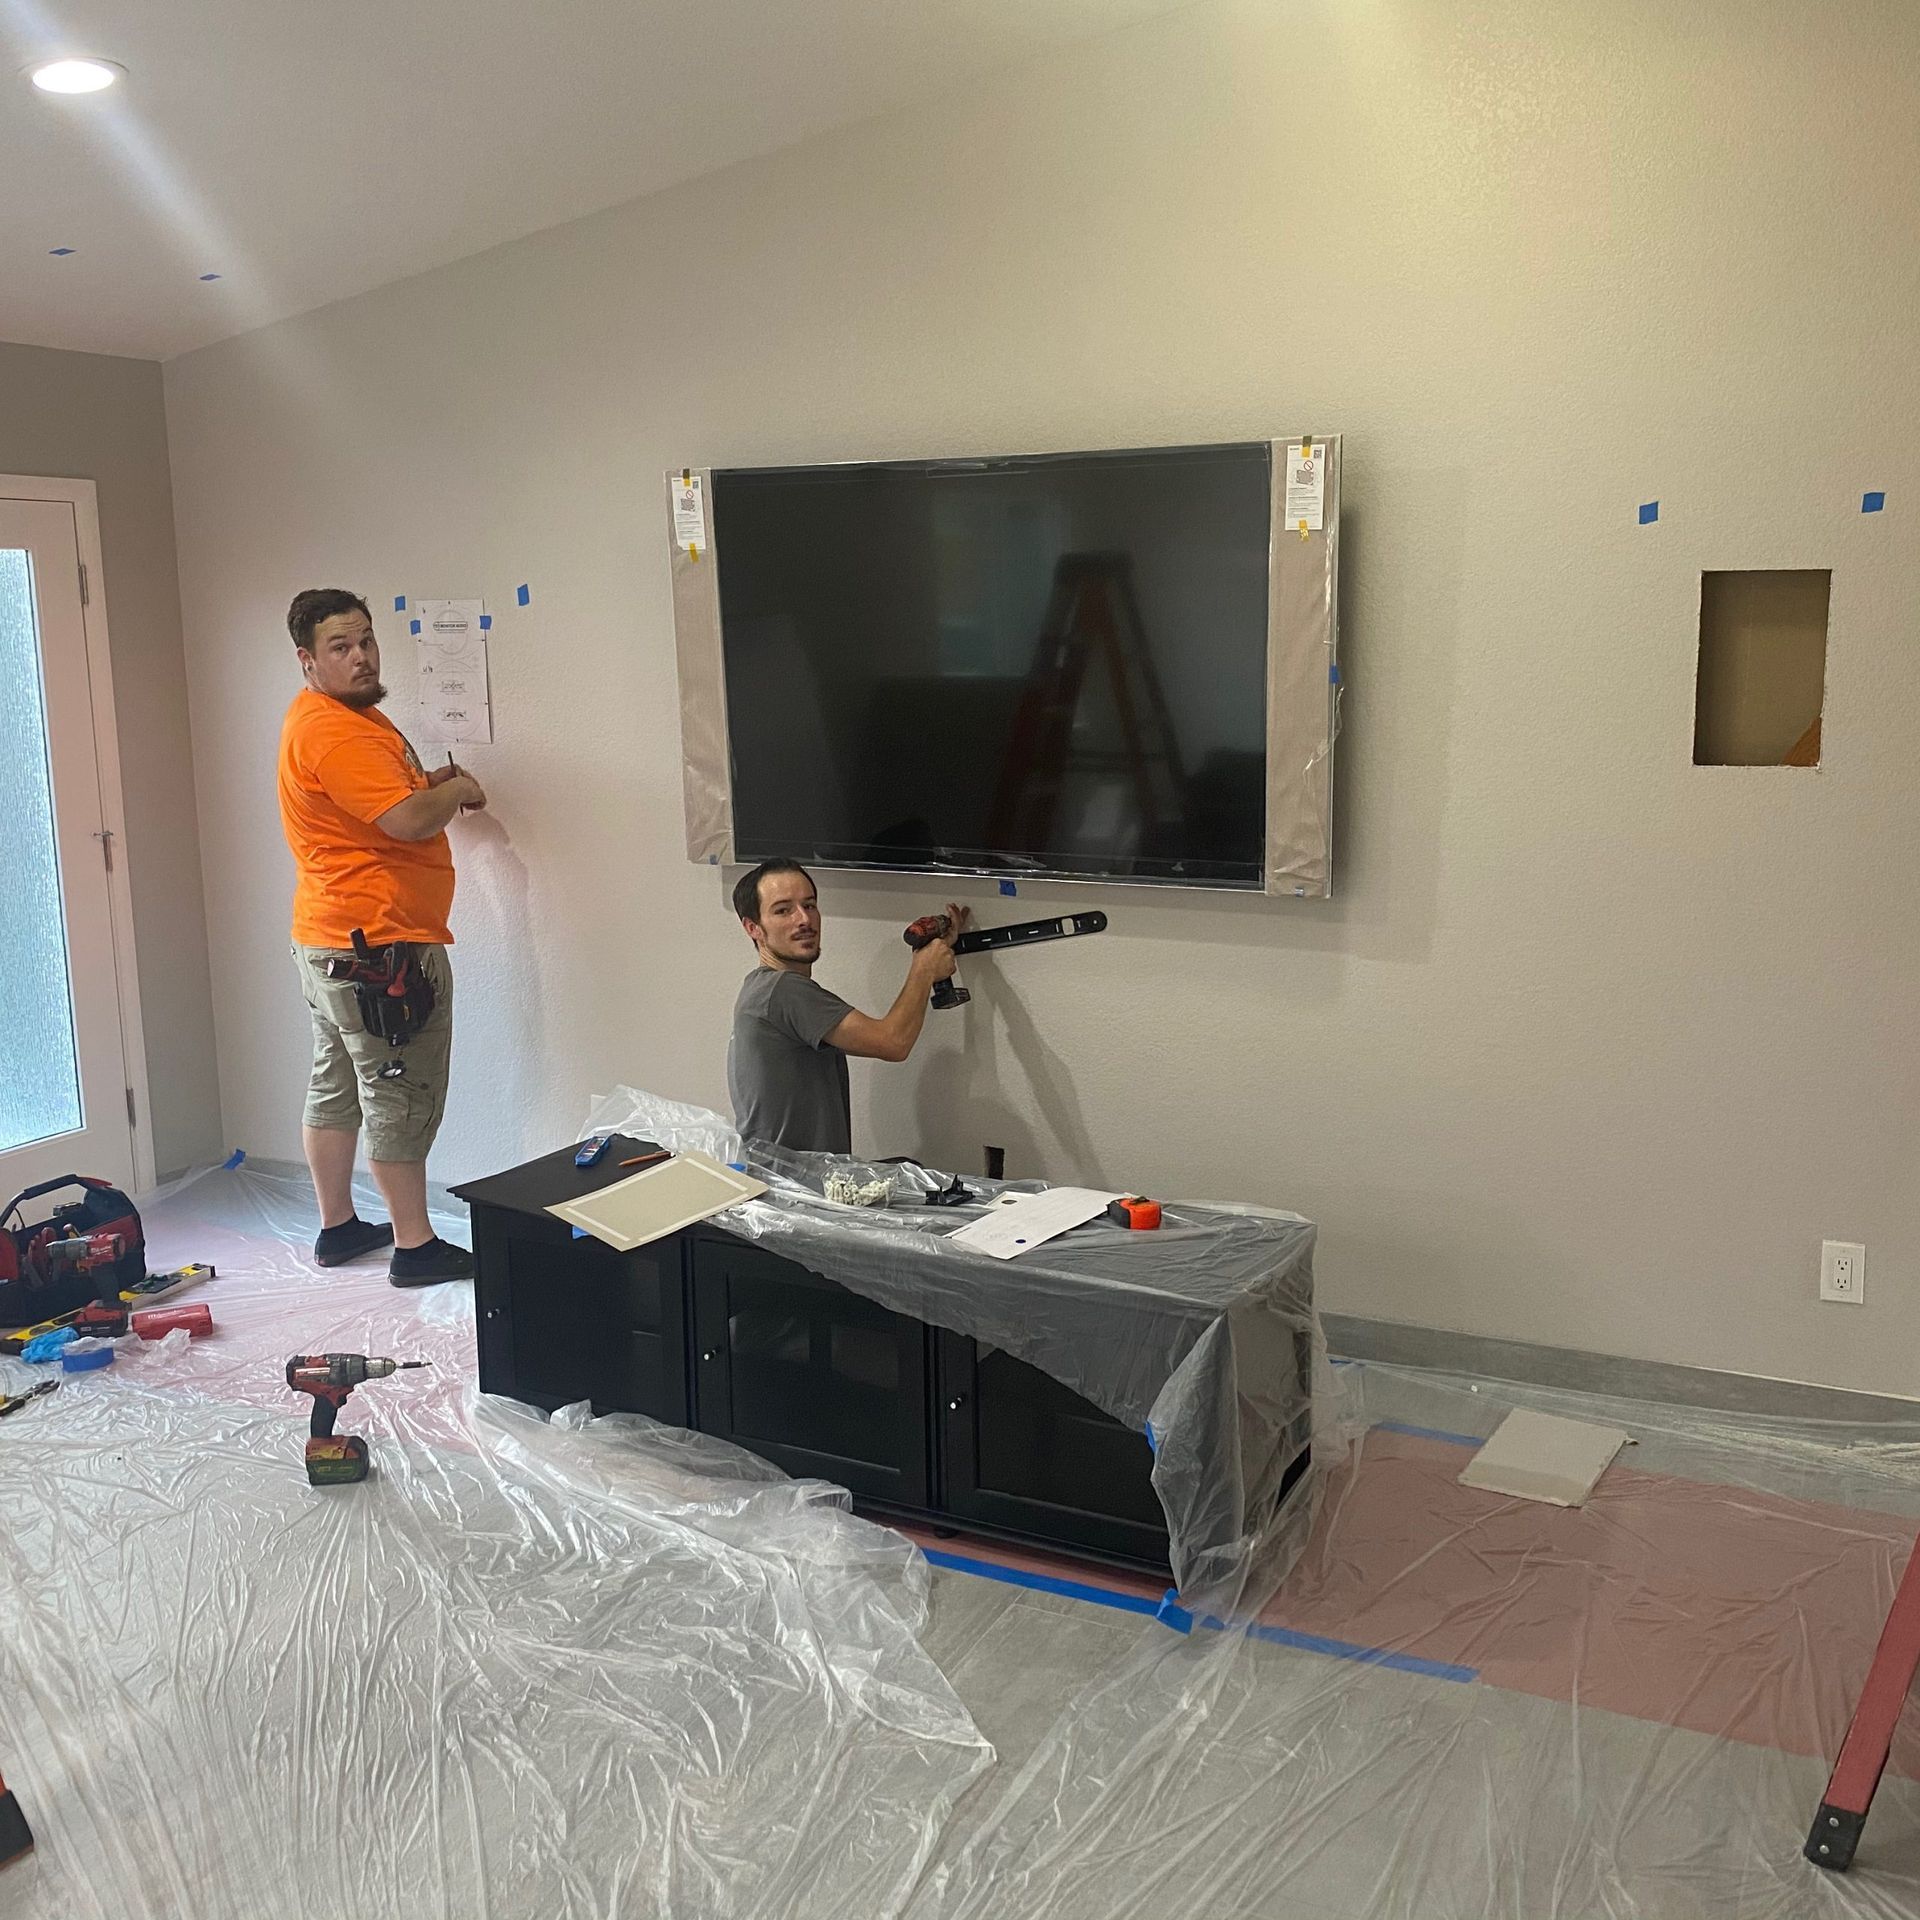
[{"x1": 1106, "y1": 1196, "x2": 1162, "y2": 1231}]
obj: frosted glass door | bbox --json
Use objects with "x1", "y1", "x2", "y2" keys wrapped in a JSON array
[
  {"x1": 0, "y1": 499, "x2": 134, "y2": 1194},
  {"x1": 1, "y1": 547, "x2": 83, "y2": 1147}
]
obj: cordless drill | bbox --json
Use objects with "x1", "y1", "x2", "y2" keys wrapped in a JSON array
[
  {"x1": 903, "y1": 915, "x2": 971, "y2": 1009},
  {"x1": 902, "y1": 909, "x2": 1110, "y2": 1010},
  {"x1": 285, "y1": 1353, "x2": 429, "y2": 1486}
]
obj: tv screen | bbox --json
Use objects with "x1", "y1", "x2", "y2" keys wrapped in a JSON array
[{"x1": 710, "y1": 442, "x2": 1273, "y2": 889}]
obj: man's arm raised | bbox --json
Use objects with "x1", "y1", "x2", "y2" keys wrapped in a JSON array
[{"x1": 824, "y1": 903, "x2": 969, "y2": 1063}]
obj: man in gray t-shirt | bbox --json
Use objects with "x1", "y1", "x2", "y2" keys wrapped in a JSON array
[{"x1": 727, "y1": 859, "x2": 968, "y2": 1154}]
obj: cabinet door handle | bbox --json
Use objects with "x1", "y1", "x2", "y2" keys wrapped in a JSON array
[
  {"x1": 702, "y1": 1348, "x2": 721, "y2": 1363},
  {"x1": 947, "y1": 1395, "x2": 965, "y2": 1412}
]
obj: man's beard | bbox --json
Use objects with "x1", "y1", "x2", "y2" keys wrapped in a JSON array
[
  {"x1": 769, "y1": 933, "x2": 820, "y2": 966},
  {"x1": 336, "y1": 680, "x2": 387, "y2": 709}
]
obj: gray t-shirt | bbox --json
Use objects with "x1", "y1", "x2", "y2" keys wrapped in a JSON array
[{"x1": 728, "y1": 967, "x2": 855, "y2": 1154}]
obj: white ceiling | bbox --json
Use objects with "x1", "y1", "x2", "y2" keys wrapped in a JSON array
[{"x1": 2, "y1": 0, "x2": 1186, "y2": 361}]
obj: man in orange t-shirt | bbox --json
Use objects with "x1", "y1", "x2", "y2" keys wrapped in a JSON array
[{"x1": 277, "y1": 588, "x2": 487, "y2": 1286}]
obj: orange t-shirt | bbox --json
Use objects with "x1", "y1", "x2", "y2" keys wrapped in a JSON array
[{"x1": 278, "y1": 689, "x2": 455, "y2": 947}]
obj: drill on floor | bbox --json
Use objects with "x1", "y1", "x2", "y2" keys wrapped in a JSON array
[{"x1": 285, "y1": 1353, "x2": 429, "y2": 1486}]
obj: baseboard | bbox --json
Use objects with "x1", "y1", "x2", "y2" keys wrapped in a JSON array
[
  {"x1": 1322, "y1": 1313, "x2": 1920, "y2": 1426},
  {"x1": 207, "y1": 1154, "x2": 464, "y2": 1218}
]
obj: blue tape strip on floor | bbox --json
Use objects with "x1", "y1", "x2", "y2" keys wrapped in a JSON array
[
  {"x1": 922, "y1": 1547, "x2": 1164, "y2": 1617},
  {"x1": 928, "y1": 1550, "x2": 1479, "y2": 1682},
  {"x1": 222, "y1": 1149, "x2": 246, "y2": 1169},
  {"x1": 1246, "y1": 1623, "x2": 1477, "y2": 1682},
  {"x1": 1374, "y1": 1419, "x2": 1484, "y2": 1449}
]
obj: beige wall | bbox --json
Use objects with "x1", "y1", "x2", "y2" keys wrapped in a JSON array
[
  {"x1": 0, "y1": 341, "x2": 222, "y2": 1178},
  {"x1": 164, "y1": 0, "x2": 1919, "y2": 1395}
]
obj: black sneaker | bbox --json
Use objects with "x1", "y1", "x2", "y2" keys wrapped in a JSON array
[
  {"x1": 313, "y1": 1216, "x2": 395, "y2": 1268},
  {"x1": 389, "y1": 1236, "x2": 474, "y2": 1288}
]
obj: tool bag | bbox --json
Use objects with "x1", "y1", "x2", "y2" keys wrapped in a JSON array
[
  {"x1": 0, "y1": 1175, "x2": 146, "y2": 1326},
  {"x1": 322, "y1": 930, "x2": 437, "y2": 1052}
]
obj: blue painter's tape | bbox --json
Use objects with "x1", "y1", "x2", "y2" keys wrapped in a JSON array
[
  {"x1": 923, "y1": 1548, "x2": 1163, "y2": 1617},
  {"x1": 1638, "y1": 501, "x2": 1659, "y2": 525},
  {"x1": 410, "y1": 619, "x2": 422, "y2": 635},
  {"x1": 222, "y1": 1148, "x2": 246, "y2": 1170},
  {"x1": 1143, "y1": 1418, "x2": 1158, "y2": 1454},
  {"x1": 998, "y1": 879, "x2": 1017, "y2": 896},
  {"x1": 570, "y1": 1226, "x2": 588, "y2": 1240},
  {"x1": 930, "y1": 1552, "x2": 1479, "y2": 1682},
  {"x1": 393, "y1": 595, "x2": 406, "y2": 611},
  {"x1": 1245, "y1": 1622, "x2": 1478, "y2": 1683},
  {"x1": 516, "y1": 583, "x2": 530, "y2": 606},
  {"x1": 1374, "y1": 1418, "x2": 1485, "y2": 1449},
  {"x1": 1863, "y1": 491, "x2": 1886, "y2": 513},
  {"x1": 478, "y1": 614, "x2": 491, "y2": 631},
  {"x1": 1329, "y1": 662, "x2": 1341, "y2": 684}
]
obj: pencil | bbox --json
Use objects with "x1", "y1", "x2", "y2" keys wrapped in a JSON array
[{"x1": 619, "y1": 1151, "x2": 671, "y2": 1169}]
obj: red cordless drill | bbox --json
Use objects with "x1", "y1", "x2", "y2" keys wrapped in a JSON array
[
  {"x1": 285, "y1": 1353, "x2": 429, "y2": 1486},
  {"x1": 903, "y1": 914, "x2": 970, "y2": 1009}
]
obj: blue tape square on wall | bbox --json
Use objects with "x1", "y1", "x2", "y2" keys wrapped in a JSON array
[
  {"x1": 1863, "y1": 491, "x2": 1886, "y2": 513},
  {"x1": 516, "y1": 584, "x2": 531, "y2": 606},
  {"x1": 410, "y1": 619, "x2": 421, "y2": 635},
  {"x1": 478, "y1": 614, "x2": 491, "y2": 631},
  {"x1": 1638, "y1": 501, "x2": 1659, "y2": 525},
  {"x1": 393, "y1": 595, "x2": 406, "y2": 611}
]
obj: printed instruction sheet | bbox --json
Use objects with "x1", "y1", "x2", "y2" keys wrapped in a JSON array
[{"x1": 416, "y1": 598, "x2": 494, "y2": 745}]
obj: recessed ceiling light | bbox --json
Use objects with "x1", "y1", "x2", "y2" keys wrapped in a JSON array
[
  {"x1": 49, "y1": 246, "x2": 77, "y2": 256},
  {"x1": 29, "y1": 59, "x2": 123, "y2": 94},
  {"x1": 199, "y1": 272, "x2": 222, "y2": 282}
]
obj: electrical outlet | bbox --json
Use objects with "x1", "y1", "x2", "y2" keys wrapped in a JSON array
[{"x1": 1820, "y1": 1240, "x2": 1866, "y2": 1305}]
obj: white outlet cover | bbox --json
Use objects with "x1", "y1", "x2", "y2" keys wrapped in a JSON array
[{"x1": 1821, "y1": 1240, "x2": 1867, "y2": 1305}]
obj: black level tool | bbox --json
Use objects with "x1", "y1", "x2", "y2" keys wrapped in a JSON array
[{"x1": 903, "y1": 911, "x2": 1108, "y2": 1009}]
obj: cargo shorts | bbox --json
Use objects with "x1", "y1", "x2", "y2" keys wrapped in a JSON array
[{"x1": 295, "y1": 943, "x2": 454, "y2": 1163}]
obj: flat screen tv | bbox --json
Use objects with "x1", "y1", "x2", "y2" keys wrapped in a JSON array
[{"x1": 667, "y1": 437, "x2": 1340, "y2": 896}]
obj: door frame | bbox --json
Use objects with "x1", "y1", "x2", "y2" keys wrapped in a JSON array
[{"x1": 0, "y1": 474, "x2": 154, "y2": 1193}]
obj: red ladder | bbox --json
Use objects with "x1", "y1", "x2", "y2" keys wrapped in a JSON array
[{"x1": 1806, "y1": 1532, "x2": 1920, "y2": 1870}]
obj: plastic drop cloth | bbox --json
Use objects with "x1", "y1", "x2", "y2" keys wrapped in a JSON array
[
  {"x1": 0, "y1": 1159, "x2": 990, "y2": 1920},
  {"x1": 899, "y1": 1362, "x2": 1920, "y2": 1920},
  {"x1": 580, "y1": 1087, "x2": 1332, "y2": 1608}
]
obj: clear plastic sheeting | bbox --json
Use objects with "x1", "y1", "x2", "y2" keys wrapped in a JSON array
[
  {"x1": 901, "y1": 1363, "x2": 1920, "y2": 1920},
  {"x1": 582, "y1": 1087, "x2": 1330, "y2": 1608},
  {"x1": 8, "y1": 1157, "x2": 1917, "y2": 1920},
  {"x1": 0, "y1": 1161, "x2": 990, "y2": 1920}
]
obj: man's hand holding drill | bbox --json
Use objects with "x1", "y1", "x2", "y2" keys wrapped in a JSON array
[{"x1": 908, "y1": 903, "x2": 971, "y2": 984}]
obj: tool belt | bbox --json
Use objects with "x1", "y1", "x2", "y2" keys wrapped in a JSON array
[{"x1": 323, "y1": 931, "x2": 437, "y2": 1052}]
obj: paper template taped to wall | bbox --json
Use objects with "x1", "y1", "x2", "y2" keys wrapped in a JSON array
[
  {"x1": 415, "y1": 599, "x2": 494, "y2": 745},
  {"x1": 672, "y1": 474, "x2": 708, "y2": 555},
  {"x1": 547, "y1": 1149, "x2": 767, "y2": 1252},
  {"x1": 1458, "y1": 1408, "x2": 1634, "y2": 1508},
  {"x1": 1284, "y1": 441, "x2": 1325, "y2": 532},
  {"x1": 947, "y1": 1186, "x2": 1122, "y2": 1261}
]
